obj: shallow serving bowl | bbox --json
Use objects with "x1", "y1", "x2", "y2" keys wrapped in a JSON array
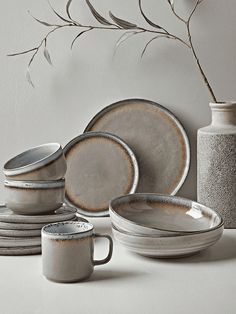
[
  {"x1": 112, "y1": 223, "x2": 224, "y2": 258},
  {"x1": 3, "y1": 143, "x2": 67, "y2": 181},
  {"x1": 4, "y1": 179, "x2": 65, "y2": 215},
  {"x1": 109, "y1": 194, "x2": 223, "y2": 236}
]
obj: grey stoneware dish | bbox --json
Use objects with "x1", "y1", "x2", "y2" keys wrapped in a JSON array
[
  {"x1": 0, "y1": 246, "x2": 41, "y2": 256},
  {"x1": 109, "y1": 194, "x2": 223, "y2": 236},
  {"x1": 42, "y1": 221, "x2": 113, "y2": 283},
  {"x1": 85, "y1": 99, "x2": 190, "y2": 195},
  {"x1": 3, "y1": 143, "x2": 67, "y2": 181},
  {"x1": 64, "y1": 132, "x2": 139, "y2": 217},
  {"x1": 4, "y1": 179, "x2": 65, "y2": 215},
  {"x1": 112, "y1": 223, "x2": 224, "y2": 258},
  {"x1": 0, "y1": 204, "x2": 76, "y2": 223},
  {"x1": 0, "y1": 228, "x2": 41, "y2": 237},
  {"x1": 0, "y1": 236, "x2": 41, "y2": 247}
]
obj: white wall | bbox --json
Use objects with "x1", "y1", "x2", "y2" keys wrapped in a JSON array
[{"x1": 1, "y1": 0, "x2": 236, "y2": 202}]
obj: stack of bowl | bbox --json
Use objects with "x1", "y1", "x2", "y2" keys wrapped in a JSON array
[
  {"x1": 0, "y1": 143, "x2": 77, "y2": 255},
  {"x1": 109, "y1": 193, "x2": 224, "y2": 258}
]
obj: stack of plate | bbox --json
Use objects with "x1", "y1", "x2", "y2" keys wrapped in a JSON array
[
  {"x1": 0, "y1": 204, "x2": 79, "y2": 255},
  {"x1": 110, "y1": 194, "x2": 224, "y2": 258}
]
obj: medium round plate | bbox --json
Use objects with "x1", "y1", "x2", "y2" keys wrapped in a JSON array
[
  {"x1": 85, "y1": 99, "x2": 190, "y2": 194},
  {"x1": 0, "y1": 229, "x2": 41, "y2": 237},
  {"x1": 0, "y1": 205, "x2": 76, "y2": 223},
  {"x1": 0, "y1": 216, "x2": 85, "y2": 230},
  {"x1": 0, "y1": 236, "x2": 41, "y2": 247},
  {"x1": 0, "y1": 246, "x2": 41, "y2": 256},
  {"x1": 64, "y1": 132, "x2": 139, "y2": 217}
]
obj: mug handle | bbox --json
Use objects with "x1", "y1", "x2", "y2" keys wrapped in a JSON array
[{"x1": 93, "y1": 234, "x2": 113, "y2": 266}]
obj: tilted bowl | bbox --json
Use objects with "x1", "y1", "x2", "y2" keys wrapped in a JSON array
[
  {"x1": 4, "y1": 179, "x2": 65, "y2": 215},
  {"x1": 3, "y1": 143, "x2": 67, "y2": 180},
  {"x1": 109, "y1": 193, "x2": 223, "y2": 236}
]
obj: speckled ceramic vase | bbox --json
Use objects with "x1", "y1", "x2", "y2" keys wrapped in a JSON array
[{"x1": 197, "y1": 102, "x2": 236, "y2": 228}]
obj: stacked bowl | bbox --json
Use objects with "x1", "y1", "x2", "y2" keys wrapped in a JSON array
[
  {"x1": 0, "y1": 143, "x2": 78, "y2": 255},
  {"x1": 110, "y1": 194, "x2": 224, "y2": 258}
]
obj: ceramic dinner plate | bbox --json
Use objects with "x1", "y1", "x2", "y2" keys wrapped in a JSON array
[
  {"x1": 85, "y1": 99, "x2": 190, "y2": 195},
  {"x1": 0, "y1": 228, "x2": 41, "y2": 237},
  {"x1": 0, "y1": 205, "x2": 76, "y2": 223},
  {"x1": 0, "y1": 236, "x2": 41, "y2": 247},
  {"x1": 64, "y1": 132, "x2": 139, "y2": 217},
  {"x1": 0, "y1": 246, "x2": 41, "y2": 256}
]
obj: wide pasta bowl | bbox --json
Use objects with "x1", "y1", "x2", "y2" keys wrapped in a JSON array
[
  {"x1": 109, "y1": 194, "x2": 223, "y2": 236},
  {"x1": 112, "y1": 223, "x2": 224, "y2": 258}
]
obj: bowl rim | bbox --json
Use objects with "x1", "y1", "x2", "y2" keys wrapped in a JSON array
[
  {"x1": 3, "y1": 143, "x2": 63, "y2": 176},
  {"x1": 4, "y1": 179, "x2": 65, "y2": 189},
  {"x1": 109, "y1": 193, "x2": 224, "y2": 235}
]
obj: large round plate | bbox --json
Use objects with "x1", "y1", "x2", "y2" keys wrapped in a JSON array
[
  {"x1": 0, "y1": 205, "x2": 76, "y2": 223},
  {"x1": 85, "y1": 99, "x2": 190, "y2": 194},
  {"x1": 64, "y1": 132, "x2": 139, "y2": 217},
  {"x1": 0, "y1": 246, "x2": 41, "y2": 256}
]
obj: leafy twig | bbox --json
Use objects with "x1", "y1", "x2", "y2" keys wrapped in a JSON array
[{"x1": 8, "y1": 0, "x2": 217, "y2": 101}]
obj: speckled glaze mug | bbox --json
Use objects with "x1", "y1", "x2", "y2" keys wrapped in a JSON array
[{"x1": 42, "y1": 221, "x2": 113, "y2": 283}]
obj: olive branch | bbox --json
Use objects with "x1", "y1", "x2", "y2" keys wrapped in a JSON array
[{"x1": 8, "y1": 0, "x2": 217, "y2": 102}]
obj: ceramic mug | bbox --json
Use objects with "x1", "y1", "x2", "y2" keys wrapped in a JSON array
[{"x1": 42, "y1": 221, "x2": 113, "y2": 283}]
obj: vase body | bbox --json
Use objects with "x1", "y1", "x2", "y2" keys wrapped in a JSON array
[{"x1": 197, "y1": 102, "x2": 236, "y2": 228}]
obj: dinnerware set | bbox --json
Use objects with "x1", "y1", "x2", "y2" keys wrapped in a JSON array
[{"x1": 0, "y1": 98, "x2": 224, "y2": 280}]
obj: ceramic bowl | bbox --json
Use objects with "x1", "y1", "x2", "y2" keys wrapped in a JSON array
[
  {"x1": 112, "y1": 223, "x2": 224, "y2": 258},
  {"x1": 4, "y1": 179, "x2": 65, "y2": 215},
  {"x1": 109, "y1": 194, "x2": 223, "y2": 236},
  {"x1": 3, "y1": 143, "x2": 67, "y2": 180}
]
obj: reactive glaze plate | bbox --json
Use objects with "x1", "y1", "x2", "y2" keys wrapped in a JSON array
[
  {"x1": 85, "y1": 99, "x2": 190, "y2": 194},
  {"x1": 110, "y1": 194, "x2": 223, "y2": 236},
  {"x1": 64, "y1": 132, "x2": 139, "y2": 217},
  {"x1": 0, "y1": 246, "x2": 41, "y2": 255},
  {"x1": 112, "y1": 224, "x2": 224, "y2": 258},
  {"x1": 0, "y1": 228, "x2": 41, "y2": 237},
  {"x1": 0, "y1": 204, "x2": 76, "y2": 223},
  {"x1": 0, "y1": 236, "x2": 41, "y2": 247}
]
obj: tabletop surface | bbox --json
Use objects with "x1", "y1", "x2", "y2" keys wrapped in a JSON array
[{"x1": 0, "y1": 217, "x2": 236, "y2": 314}]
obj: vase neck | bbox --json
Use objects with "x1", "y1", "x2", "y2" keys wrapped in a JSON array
[{"x1": 210, "y1": 102, "x2": 236, "y2": 126}]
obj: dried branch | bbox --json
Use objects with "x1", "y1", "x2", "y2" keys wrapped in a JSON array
[
  {"x1": 71, "y1": 27, "x2": 92, "y2": 49},
  {"x1": 166, "y1": 0, "x2": 187, "y2": 24},
  {"x1": 138, "y1": 0, "x2": 168, "y2": 32},
  {"x1": 186, "y1": 0, "x2": 217, "y2": 102},
  {"x1": 8, "y1": 0, "x2": 218, "y2": 101}
]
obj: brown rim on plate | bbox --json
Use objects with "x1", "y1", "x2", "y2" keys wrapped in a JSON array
[
  {"x1": 63, "y1": 132, "x2": 139, "y2": 217},
  {"x1": 84, "y1": 98, "x2": 190, "y2": 195}
]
